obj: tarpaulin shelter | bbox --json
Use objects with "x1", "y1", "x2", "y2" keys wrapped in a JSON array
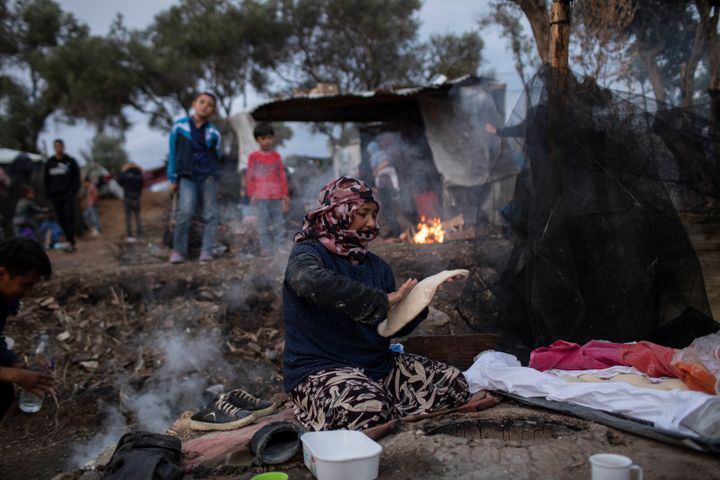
[
  {"x1": 250, "y1": 75, "x2": 514, "y2": 225},
  {"x1": 459, "y1": 68, "x2": 720, "y2": 361}
]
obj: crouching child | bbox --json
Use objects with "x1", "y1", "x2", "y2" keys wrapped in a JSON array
[{"x1": 0, "y1": 238, "x2": 54, "y2": 419}]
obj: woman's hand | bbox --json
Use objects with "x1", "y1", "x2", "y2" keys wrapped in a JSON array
[{"x1": 387, "y1": 278, "x2": 417, "y2": 309}]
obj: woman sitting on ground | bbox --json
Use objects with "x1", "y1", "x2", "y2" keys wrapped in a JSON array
[{"x1": 282, "y1": 176, "x2": 469, "y2": 431}]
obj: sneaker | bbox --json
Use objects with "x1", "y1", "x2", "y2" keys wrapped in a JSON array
[
  {"x1": 169, "y1": 251, "x2": 185, "y2": 264},
  {"x1": 90, "y1": 228, "x2": 99, "y2": 237},
  {"x1": 199, "y1": 251, "x2": 213, "y2": 263},
  {"x1": 126, "y1": 236, "x2": 137, "y2": 243},
  {"x1": 190, "y1": 395, "x2": 256, "y2": 431},
  {"x1": 225, "y1": 388, "x2": 277, "y2": 418},
  {"x1": 63, "y1": 244, "x2": 76, "y2": 253}
]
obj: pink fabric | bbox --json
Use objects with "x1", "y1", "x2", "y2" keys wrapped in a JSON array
[
  {"x1": 530, "y1": 339, "x2": 681, "y2": 379},
  {"x1": 530, "y1": 340, "x2": 625, "y2": 371},
  {"x1": 621, "y1": 341, "x2": 679, "y2": 378}
]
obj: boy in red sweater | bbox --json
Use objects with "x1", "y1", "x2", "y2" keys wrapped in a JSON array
[{"x1": 247, "y1": 123, "x2": 289, "y2": 255}]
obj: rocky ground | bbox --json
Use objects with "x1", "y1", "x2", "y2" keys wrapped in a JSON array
[{"x1": 0, "y1": 192, "x2": 717, "y2": 480}]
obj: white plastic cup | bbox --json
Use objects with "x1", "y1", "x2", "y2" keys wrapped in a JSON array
[{"x1": 589, "y1": 453, "x2": 643, "y2": 480}]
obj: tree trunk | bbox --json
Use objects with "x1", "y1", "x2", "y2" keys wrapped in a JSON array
[
  {"x1": 681, "y1": 1, "x2": 711, "y2": 107},
  {"x1": 548, "y1": 0, "x2": 572, "y2": 72},
  {"x1": 705, "y1": 3, "x2": 720, "y2": 144},
  {"x1": 516, "y1": 0, "x2": 551, "y2": 63},
  {"x1": 638, "y1": 49, "x2": 667, "y2": 109}
]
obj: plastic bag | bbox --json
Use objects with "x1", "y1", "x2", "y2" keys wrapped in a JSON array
[{"x1": 672, "y1": 332, "x2": 720, "y2": 395}]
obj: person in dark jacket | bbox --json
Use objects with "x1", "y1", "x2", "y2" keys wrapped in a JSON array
[
  {"x1": 283, "y1": 176, "x2": 470, "y2": 431},
  {"x1": 43, "y1": 139, "x2": 80, "y2": 253},
  {"x1": 117, "y1": 162, "x2": 144, "y2": 242},
  {"x1": 167, "y1": 92, "x2": 222, "y2": 264},
  {"x1": 0, "y1": 238, "x2": 54, "y2": 420}
]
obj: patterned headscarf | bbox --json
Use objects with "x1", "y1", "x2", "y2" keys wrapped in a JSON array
[{"x1": 295, "y1": 176, "x2": 380, "y2": 260}]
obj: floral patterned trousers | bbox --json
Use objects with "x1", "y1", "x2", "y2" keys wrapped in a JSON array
[{"x1": 289, "y1": 353, "x2": 470, "y2": 431}]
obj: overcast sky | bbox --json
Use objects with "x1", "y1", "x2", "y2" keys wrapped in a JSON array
[{"x1": 42, "y1": 0, "x2": 525, "y2": 169}]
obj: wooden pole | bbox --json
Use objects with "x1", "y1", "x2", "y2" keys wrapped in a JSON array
[{"x1": 549, "y1": 0, "x2": 572, "y2": 73}]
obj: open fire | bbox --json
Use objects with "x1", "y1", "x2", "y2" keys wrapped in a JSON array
[{"x1": 413, "y1": 217, "x2": 445, "y2": 244}]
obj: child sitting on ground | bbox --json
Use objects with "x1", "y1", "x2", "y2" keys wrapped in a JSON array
[
  {"x1": 246, "y1": 123, "x2": 289, "y2": 255},
  {"x1": 282, "y1": 176, "x2": 470, "y2": 431},
  {"x1": 12, "y1": 186, "x2": 47, "y2": 240}
]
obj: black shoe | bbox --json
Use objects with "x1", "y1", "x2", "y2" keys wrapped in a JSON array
[
  {"x1": 225, "y1": 388, "x2": 277, "y2": 418},
  {"x1": 190, "y1": 396, "x2": 256, "y2": 431}
]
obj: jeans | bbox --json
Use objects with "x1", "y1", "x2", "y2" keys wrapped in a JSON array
[
  {"x1": 83, "y1": 206, "x2": 101, "y2": 232},
  {"x1": 173, "y1": 176, "x2": 218, "y2": 257},
  {"x1": 40, "y1": 221, "x2": 62, "y2": 246},
  {"x1": 123, "y1": 197, "x2": 143, "y2": 238},
  {"x1": 255, "y1": 199, "x2": 285, "y2": 252}
]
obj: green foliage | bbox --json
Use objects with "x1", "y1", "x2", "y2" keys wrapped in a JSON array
[
  {"x1": 282, "y1": 0, "x2": 424, "y2": 148},
  {"x1": 285, "y1": 0, "x2": 424, "y2": 92},
  {"x1": 481, "y1": 1, "x2": 544, "y2": 89},
  {"x1": 0, "y1": 0, "x2": 16, "y2": 59},
  {"x1": 0, "y1": 0, "x2": 87, "y2": 152},
  {"x1": 132, "y1": 0, "x2": 290, "y2": 130},
  {"x1": 624, "y1": 0, "x2": 697, "y2": 104},
  {"x1": 423, "y1": 32, "x2": 483, "y2": 80},
  {"x1": 81, "y1": 132, "x2": 128, "y2": 175},
  {"x1": 0, "y1": 75, "x2": 46, "y2": 150},
  {"x1": 42, "y1": 24, "x2": 137, "y2": 130}
]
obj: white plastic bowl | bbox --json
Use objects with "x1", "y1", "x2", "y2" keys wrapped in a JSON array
[{"x1": 301, "y1": 430, "x2": 383, "y2": 480}]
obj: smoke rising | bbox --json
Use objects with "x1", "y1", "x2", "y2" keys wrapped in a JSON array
[{"x1": 68, "y1": 329, "x2": 232, "y2": 468}]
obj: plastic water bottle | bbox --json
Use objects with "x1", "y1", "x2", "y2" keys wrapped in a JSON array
[{"x1": 18, "y1": 334, "x2": 51, "y2": 413}]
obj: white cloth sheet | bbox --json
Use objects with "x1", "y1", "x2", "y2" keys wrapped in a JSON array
[{"x1": 463, "y1": 351, "x2": 719, "y2": 438}]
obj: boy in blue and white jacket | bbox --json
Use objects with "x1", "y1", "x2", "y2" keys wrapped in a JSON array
[{"x1": 167, "y1": 92, "x2": 222, "y2": 264}]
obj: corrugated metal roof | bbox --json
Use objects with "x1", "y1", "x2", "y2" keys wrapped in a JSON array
[{"x1": 252, "y1": 75, "x2": 503, "y2": 123}]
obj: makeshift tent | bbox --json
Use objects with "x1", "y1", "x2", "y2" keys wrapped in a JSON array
[
  {"x1": 459, "y1": 67, "x2": 719, "y2": 361},
  {"x1": 250, "y1": 76, "x2": 511, "y2": 225}
]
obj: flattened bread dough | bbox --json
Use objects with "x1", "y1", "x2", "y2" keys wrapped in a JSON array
[
  {"x1": 377, "y1": 269, "x2": 469, "y2": 337},
  {"x1": 560, "y1": 373, "x2": 690, "y2": 391},
  {"x1": 656, "y1": 378, "x2": 689, "y2": 391},
  {"x1": 609, "y1": 374, "x2": 652, "y2": 386}
]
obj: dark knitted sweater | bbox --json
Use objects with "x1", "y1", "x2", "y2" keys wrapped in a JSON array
[
  {"x1": 0, "y1": 298, "x2": 19, "y2": 367},
  {"x1": 282, "y1": 240, "x2": 427, "y2": 392}
]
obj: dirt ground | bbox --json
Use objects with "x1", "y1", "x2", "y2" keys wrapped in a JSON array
[{"x1": 0, "y1": 192, "x2": 718, "y2": 480}]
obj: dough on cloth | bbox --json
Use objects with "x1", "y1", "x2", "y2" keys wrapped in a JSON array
[
  {"x1": 577, "y1": 374, "x2": 604, "y2": 383},
  {"x1": 377, "y1": 269, "x2": 469, "y2": 337},
  {"x1": 609, "y1": 374, "x2": 652, "y2": 386}
]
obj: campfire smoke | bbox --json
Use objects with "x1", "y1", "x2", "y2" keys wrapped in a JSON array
[{"x1": 68, "y1": 329, "x2": 232, "y2": 468}]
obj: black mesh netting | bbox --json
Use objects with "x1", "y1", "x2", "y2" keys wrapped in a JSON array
[{"x1": 459, "y1": 67, "x2": 720, "y2": 361}]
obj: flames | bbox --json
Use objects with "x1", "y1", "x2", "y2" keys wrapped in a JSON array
[{"x1": 413, "y1": 217, "x2": 445, "y2": 244}]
